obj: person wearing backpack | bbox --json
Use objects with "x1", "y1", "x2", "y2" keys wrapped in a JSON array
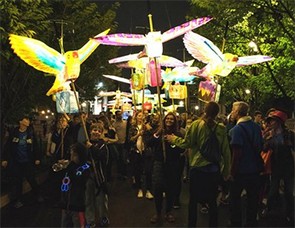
[
  {"x1": 228, "y1": 101, "x2": 264, "y2": 227},
  {"x1": 166, "y1": 101, "x2": 231, "y2": 227}
]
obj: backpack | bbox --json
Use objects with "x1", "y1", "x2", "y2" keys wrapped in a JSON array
[{"x1": 200, "y1": 123, "x2": 221, "y2": 163}]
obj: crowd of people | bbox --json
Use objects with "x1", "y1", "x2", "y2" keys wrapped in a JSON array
[{"x1": 1, "y1": 101, "x2": 294, "y2": 227}]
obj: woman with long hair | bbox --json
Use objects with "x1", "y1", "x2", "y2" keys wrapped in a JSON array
[
  {"x1": 148, "y1": 112, "x2": 185, "y2": 224},
  {"x1": 128, "y1": 111, "x2": 153, "y2": 199}
]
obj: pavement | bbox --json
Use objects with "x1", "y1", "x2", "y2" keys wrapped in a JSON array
[{"x1": 0, "y1": 171, "x2": 293, "y2": 227}]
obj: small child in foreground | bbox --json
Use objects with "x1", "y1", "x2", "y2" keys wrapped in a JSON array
[{"x1": 59, "y1": 142, "x2": 90, "y2": 227}]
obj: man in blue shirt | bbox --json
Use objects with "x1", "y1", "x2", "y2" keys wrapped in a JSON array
[
  {"x1": 228, "y1": 101, "x2": 263, "y2": 227},
  {"x1": 2, "y1": 116, "x2": 43, "y2": 208}
]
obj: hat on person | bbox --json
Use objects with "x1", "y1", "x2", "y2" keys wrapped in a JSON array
[{"x1": 266, "y1": 110, "x2": 288, "y2": 123}]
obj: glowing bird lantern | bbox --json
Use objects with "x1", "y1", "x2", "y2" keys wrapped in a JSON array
[
  {"x1": 94, "y1": 17, "x2": 213, "y2": 87},
  {"x1": 183, "y1": 31, "x2": 274, "y2": 78},
  {"x1": 9, "y1": 29, "x2": 110, "y2": 96}
]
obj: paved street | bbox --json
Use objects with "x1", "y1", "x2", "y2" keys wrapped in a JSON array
[{"x1": 0, "y1": 171, "x2": 293, "y2": 227}]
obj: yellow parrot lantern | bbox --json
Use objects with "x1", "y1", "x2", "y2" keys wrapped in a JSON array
[{"x1": 9, "y1": 29, "x2": 110, "y2": 96}]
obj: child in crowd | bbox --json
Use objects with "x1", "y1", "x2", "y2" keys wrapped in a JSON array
[
  {"x1": 85, "y1": 123, "x2": 110, "y2": 227},
  {"x1": 59, "y1": 142, "x2": 90, "y2": 227}
]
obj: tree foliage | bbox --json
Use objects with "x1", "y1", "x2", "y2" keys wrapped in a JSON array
[
  {"x1": 187, "y1": 0, "x2": 295, "y2": 114},
  {"x1": 1, "y1": 0, "x2": 121, "y2": 124}
]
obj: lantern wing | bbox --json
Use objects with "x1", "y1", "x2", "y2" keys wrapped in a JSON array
[
  {"x1": 183, "y1": 31, "x2": 224, "y2": 64},
  {"x1": 158, "y1": 55, "x2": 185, "y2": 67},
  {"x1": 161, "y1": 17, "x2": 213, "y2": 43},
  {"x1": 9, "y1": 34, "x2": 64, "y2": 75},
  {"x1": 93, "y1": 33, "x2": 146, "y2": 46},
  {"x1": 236, "y1": 55, "x2": 274, "y2": 67},
  {"x1": 109, "y1": 53, "x2": 141, "y2": 64},
  {"x1": 78, "y1": 29, "x2": 110, "y2": 64},
  {"x1": 103, "y1": 74, "x2": 131, "y2": 84}
]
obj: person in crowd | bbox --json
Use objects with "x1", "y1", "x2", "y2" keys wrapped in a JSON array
[
  {"x1": 68, "y1": 114, "x2": 81, "y2": 142},
  {"x1": 256, "y1": 109, "x2": 277, "y2": 218},
  {"x1": 47, "y1": 115, "x2": 73, "y2": 161},
  {"x1": 46, "y1": 115, "x2": 74, "y2": 203},
  {"x1": 262, "y1": 110, "x2": 294, "y2": 225},
  {"x1": 85, "y1": 123, "x2": 110, "y2": 227},
  {"x1": 97, "y1": 115, "x2": 118, "y2": 182},
  {"x1": 140, "y1": 113, "x2": 157, "y2": 200},
  {"x1": 124, "y1": 115, "x2": 133, "y2": 167},
  {"x1": 147, "y1": 112, "x2": 184, "y2": 224},
  {"x1": 226, "y1": 113, "x2": 236, "y2": 133},
  {"x1": 2, "y1": 116, "x2": 44, "y2": 208},
  {"x1": 113, "y1": 110, "x2": 128, "y2": 180},
  {"x1": 129, "y1": 111, "x2": 153, "y2": 199},
  {"x1": 59, "y1": 142, "x2": 90, "y2": 228},
  {"x1": 261, "y1": 108, "x2": 277, "y2": 130},
  {"x1": 253, "y1": 110, "x2": 263, "y2": 127},
  {"x1": 75, "y1": 112, "x2": 91, "y2": 144},
  {"x1": 179, "y1": 112, "x2": 188, "y2": 129},
  {"x1": 144, "y1": 113, "x2": 161, "y2": 195},
  {"x1": 228, "y1": 101, "x2": 264, "y2": 227},
  {"x1": 166, "y1": 101, "x2": 231, "y2": 227}
]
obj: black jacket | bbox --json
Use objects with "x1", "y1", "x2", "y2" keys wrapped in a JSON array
[
  {"x1": 3, "y1": 126, "x2": 40, "y2": 163},
  {"x1": 60, "y1": 162, "x2": 90, "y2": 212},
  {"x1": 88, "y1": 139, "x2": 109, "y2": 193}
]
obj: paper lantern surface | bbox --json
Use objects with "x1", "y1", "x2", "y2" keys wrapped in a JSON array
[
  {"x1": 146, "y1": 60, "x2": 162, "y2": 87},
  {"x1": 56, "y1": 91, "x2": 79, "y2": 114},
  {"x1": 131, "y1": 72, "x2": 144, "y2": 90},
  {"x1": 198, "y1": 80, "x2": 217, "y2": 102},
  {"x1": 168, "y1": 83, "x2": 187, "y2": 99}
]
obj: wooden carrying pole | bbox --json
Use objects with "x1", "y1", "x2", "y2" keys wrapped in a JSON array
[
  {"x1": 70, "y1": 80, "x2": 104, "y2": 188},
  {"x1": 148, "y1": 14, "x2": 166, "y2": 162}
]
